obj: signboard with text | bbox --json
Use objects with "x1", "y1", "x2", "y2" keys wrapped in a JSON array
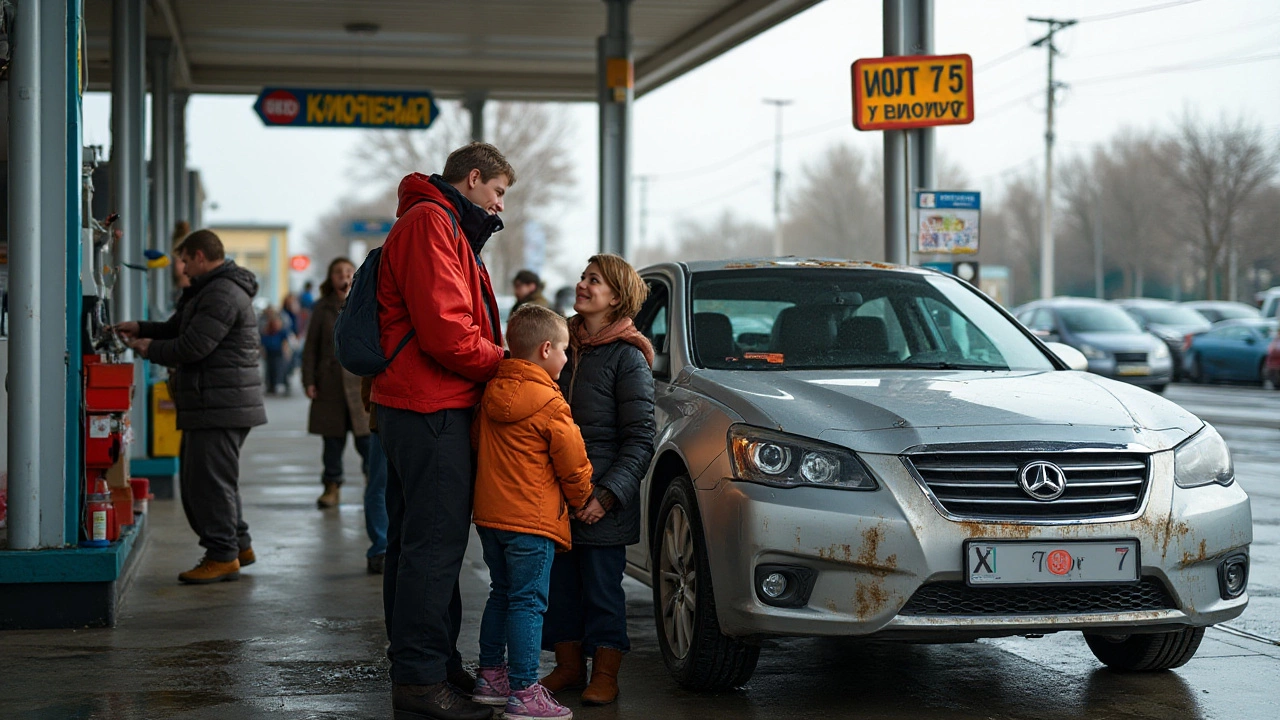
[
  {"x1": 254, "y1": 88, "x2": 439, "y2": 129},
  {"x1": 915, "y1": 191, "x2": 980, "y2": 254},
  {"x1": 851, "y1": 54, "x2": 974, "y2": 130}
]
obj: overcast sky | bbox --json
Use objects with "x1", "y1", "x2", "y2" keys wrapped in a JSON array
[{"x1": 82, "y1": 0, "x2": 1280, "y2": 292}]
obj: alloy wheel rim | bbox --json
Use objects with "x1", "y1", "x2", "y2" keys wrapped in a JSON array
[{"x1": 659, "y1": 504, "x2": 697, "y2": 660}]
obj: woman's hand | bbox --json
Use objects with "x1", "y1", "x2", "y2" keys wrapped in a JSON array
[
  {"x1": 306, "y1": 385, "x2": 318, "y2": 399},
  {"x1": 575, "y1": 497, "x2": 605, "y2": 524}
]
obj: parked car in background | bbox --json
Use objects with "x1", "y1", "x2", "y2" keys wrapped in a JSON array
[
  {"x1": 1182, "y1": 300, "x2": 1261, "y2": 325},
  {"x1": 629, "y1": 260, "x2": 1249, "y2": 691},
  {"x1": 1259, "y1": 287, "x2": 1280, "y2": 321},
  {"x1": 1266, "y1": 329, "x2": 1280, "y2": 389},
  {"x1": 1113, "y1": 299, "x2": 1211, "y2": 382},
  {"x1": 1183, "y1": 318, "x2": 1279, "y2": 386},
  {"x1": 1013, "y1": 298, "x2": 1173, "y2": 392}
]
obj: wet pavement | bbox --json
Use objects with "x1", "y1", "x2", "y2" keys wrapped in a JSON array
[{"x1": 0, "y1": 382, "x2": 1277, "y2": 719}]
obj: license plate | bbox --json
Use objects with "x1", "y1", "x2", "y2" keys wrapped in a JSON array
[
  {"x1": 965, "y1": 540, "x2": 1140, "y2": 586},
  {"x1": 1116, "y1": 364, "x2": 1151, "y2": 376}
]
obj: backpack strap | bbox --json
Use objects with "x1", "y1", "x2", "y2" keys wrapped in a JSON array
[{"x1": 381, "y1": 198, "x2": 463, "y2": 367}]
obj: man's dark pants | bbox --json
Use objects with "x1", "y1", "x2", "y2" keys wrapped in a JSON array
[
  {"x1": 179, "y1": 428, "x2": 252, "y2": 562},
  {"x1": 380, "y1": 405, "x2": 473, "y2": 685}
]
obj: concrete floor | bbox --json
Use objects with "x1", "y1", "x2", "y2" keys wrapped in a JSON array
[{"x1": 1, "y1": 385, "x2": 1278, "y2": 719}]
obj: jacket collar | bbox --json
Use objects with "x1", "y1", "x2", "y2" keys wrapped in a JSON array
[{"x1": 429, "y1": 174, "x2": 505, "y2": 256}]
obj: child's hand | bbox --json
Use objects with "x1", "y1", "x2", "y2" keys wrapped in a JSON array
[{"x1": 575, "y1": 497, "x2": 605, "y2": 524}]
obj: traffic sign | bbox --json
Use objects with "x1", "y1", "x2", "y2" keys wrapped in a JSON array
[
  {"x1": 348, "y1": 219, "x2": 394, "y2": 235},
  {"x1": 851, "y1": 54, "x2": 974, "y2": 131},
  {"x1": 253, "y1": 88, "x2": 439, "y2": 129},
  {"x1": 289, "y1": 255, "x2": 311, "y2": 272}
]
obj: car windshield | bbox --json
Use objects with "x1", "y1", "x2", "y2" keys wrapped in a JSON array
[
  {"x1": 689, "y1": 269, "x2": 1054, "y2": 371},
  {"x1": 1128, "y1": 305, "x2": 1211, "y2": 329},
  {"x1": 1207, "y1": 304, "x2": 1261, "y2": 321},
  {"x1": 1058, "y1": 305, "x2": 1143, "y2": 333}
]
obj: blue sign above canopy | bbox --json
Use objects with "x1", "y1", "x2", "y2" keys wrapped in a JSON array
[{"x1": 253, "y1": 88, "x2": 439, "y2": 129}]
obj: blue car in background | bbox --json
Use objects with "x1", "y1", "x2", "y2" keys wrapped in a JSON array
[{"x1": 1183, "y1": 318, "x2": 1279, "y2": 385}]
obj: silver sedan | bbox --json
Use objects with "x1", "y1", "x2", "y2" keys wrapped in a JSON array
[{"x1": 627, "y1": 259, "x2": 1252, "y2": 690}]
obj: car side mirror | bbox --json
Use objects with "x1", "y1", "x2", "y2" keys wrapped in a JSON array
[
  {"x1": 1245, "y1": 335, "x2": 1258, "y2": 345},
  {"x1": 653, "y1": 352, "x2": 671, "y2": 381},
  {"x1": 1045, "y1": 342, "x2": 1089, "y2": 372}
]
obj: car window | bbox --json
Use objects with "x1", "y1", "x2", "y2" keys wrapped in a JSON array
[
  {"x1": 1058, "y1": 306, "x2": 1142, "y2": 333},
  {"x1": 1027, "y1": 309, "x2": 1056, "y2": 333},
  {"x1": 1128, "y1": 305, "x2": 1211, "y2": 329},
  {"x1": 636, "y1": 280, "x2": 669, "y2": 353},
  {"x1": 688, "y1": 269, "x2": 1054, "y2": 372}
]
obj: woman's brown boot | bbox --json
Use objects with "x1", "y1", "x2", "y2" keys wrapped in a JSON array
[
  {"x1": 540, "y1": 641, "x2": 587, "y2": 693},
  {"x1": 581, "y1": 647, "x2": 623, "y2": 705}
]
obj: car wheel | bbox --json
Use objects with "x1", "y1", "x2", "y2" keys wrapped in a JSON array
[
  {"x1": 652, "y1": 475, "x2": 760, "y2": 690},
  {"x1": 1187, "y1": 353, "x2": 1205, "y2": 383},
  {"x1": 1083, "y1": 627, "x2": 1205, "y2": 671},
  {"x1": 1149, "y1": 384, "x2": 1167, "y2": 394}
]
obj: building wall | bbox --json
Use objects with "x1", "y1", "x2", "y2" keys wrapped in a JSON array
[{"x1": 211, "y1": 225, "x2": 290, "y2": 308}]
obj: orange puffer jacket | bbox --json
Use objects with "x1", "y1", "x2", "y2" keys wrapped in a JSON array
[{"x1": 472, "y1": 359, "x2": 594, "y2": 551}]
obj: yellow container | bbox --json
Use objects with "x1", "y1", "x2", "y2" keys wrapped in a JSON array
[{"x1": 151, "y1": 381, "x2": 182, "y2": 457}]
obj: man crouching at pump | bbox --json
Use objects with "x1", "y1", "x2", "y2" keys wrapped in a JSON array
[
  {"x1": 372, "y1": 143, "x2": 514, "y2": 720},
  {"x1": 114, "y1": 229, "x2": 267, "y2": 584}
]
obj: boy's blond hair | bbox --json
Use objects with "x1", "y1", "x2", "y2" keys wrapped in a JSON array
[{"x1": 507, "y1": 304, "x2": 567, "y2": 359}]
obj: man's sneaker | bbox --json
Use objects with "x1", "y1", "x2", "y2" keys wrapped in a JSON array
[
  {"x1": 505, "y1": 683, "x2": 572, "y2": 720},
  {"x1": 238, "y1": 547, "x2": 257, "y2": 567},
  {"x1": 471, "y1": 665, "x2": 510, "y2": 706},
  {"x1": 177, "y1": 557, "x2": 240, "y2": 584},
  {"x1": 392, "y1": 681, "x2": 493, "y2": 720}
]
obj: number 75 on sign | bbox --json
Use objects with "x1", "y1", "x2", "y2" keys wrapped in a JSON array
[{"x1": 852, "y1": 54, "x2": 974, "y2": 131}]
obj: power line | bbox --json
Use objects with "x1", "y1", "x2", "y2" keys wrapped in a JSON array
[
  {"x1": 1070, "y1": 50, "x2": 1280, "y2": 87},
  {"x1": 1077, "y1": 0, "x2": 1204, "y2": 24}
]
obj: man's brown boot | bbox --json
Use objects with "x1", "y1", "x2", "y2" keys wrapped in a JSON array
[
  {"x1": 238, "y1": 547, "x2": 256, "y2": 567},
  {"x1": 540, "y1": 641, "x2": 587, "y2": 693},
  {"x1": 178, "y1": 557, "x2": 240, "y2": 584},
  {"x1": 581, "y1": 647, "x2": 623, "y2": 705},
  {"x1": 316, "y1": 480, "x2": 340, "y2": 508}
]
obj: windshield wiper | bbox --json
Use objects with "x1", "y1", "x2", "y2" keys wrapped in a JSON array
[{"x1": 899, "y1": 362, "x2": 1007, "y2": 371}]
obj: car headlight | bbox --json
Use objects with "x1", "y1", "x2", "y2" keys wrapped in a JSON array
[
  {"x1": 1152, "y1": 343, "x2": 1170, "y2": 360},
  {"x1": 729, "y1": 425, "x2": 876, "y2": 490},
  {"x1": 1174, "y1": 424, "x2": 1234, "y2": 488},
  {"x1": 1078, "y1": 343, "x2": 1106, "y2": 359}
]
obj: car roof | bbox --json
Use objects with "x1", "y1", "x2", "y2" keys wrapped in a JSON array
[
  {"x1": 1210, "y1": 318, "x2": 1278, "y2": 330},
  {"x1": 662, "y1": 257, "x2": 932, "y2": 275},
  {"x1": 1112, "y1": 298, "x2": 1177, "y2": 307},
  {"x1": 1016, "y1": 297, "x2": 1114, "y2": 309},
  {"x1": 1182, "y1": 300, "x2": 1254, "y2": 308}
]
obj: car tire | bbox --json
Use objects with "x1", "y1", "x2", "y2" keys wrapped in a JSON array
[
  {"x1": 1083, "y1": 626, "x2": 1205, "y2": 671},
  {"x1": 652, "y1": 475, "x2": 760, "y2": 691},
  {"x1": 1187, "y1": 353, "x2": 1205, "y2": 384},
  {"x1": 1149, "y1": 384, "x2": 1167, "y2": 394}
]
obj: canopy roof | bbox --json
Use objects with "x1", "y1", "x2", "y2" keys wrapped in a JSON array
[{"x1": 84, "y1": 0, "x2": 823, "y2": 100}]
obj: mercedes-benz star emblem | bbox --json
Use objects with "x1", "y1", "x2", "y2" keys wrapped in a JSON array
[{"x1": 1019, "y1": 461, "x2": 1067, "y2": 501}]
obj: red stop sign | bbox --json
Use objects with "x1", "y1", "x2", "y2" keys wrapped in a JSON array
[
  {"x1": 261, "y1": 90, "x2": 301, "y2": 124},
  {"x1": 289, "y1": 255, "x2": 311, "y2": 272}
]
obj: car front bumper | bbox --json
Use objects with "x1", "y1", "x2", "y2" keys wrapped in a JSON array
[{"x1": 697, "y1": 450, "x2": 1252, "y2": 640}]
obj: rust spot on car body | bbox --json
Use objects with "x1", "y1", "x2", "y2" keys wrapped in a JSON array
[
  {"x1": 954, "y1": 521, "x2": 1036, "y2": 540},
  {"x1": 1181, "y1": 538, "x2": 1209, "y2": 566},
  {"x1": 854, "y1": 580, "x2": 890, "y2": 620}
]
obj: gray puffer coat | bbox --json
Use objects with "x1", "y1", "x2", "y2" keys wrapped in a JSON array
[
  {"x1": 139, "y1": 261, "x2": 268, "y2": 430},
  {"x1": 558, "y1": 341, "x2": 656, "y2": 546}
]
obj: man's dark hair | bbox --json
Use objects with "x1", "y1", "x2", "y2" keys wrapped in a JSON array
[
  {"x1": 441, "y1": 142, "x2": 517, "y2": 186},
  {"x1": 175, "y1": 229, "x2": 225, "y2": 261},
  {"x1": 507, "y1": 304, "x2": 567, "y2": 360},
  {"x1": 513, "y1": 269, "x2": 541, "y2": 287}
]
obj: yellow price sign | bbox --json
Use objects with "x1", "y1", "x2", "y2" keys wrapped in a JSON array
[{"x1": 852, "y1": 54, "x2": 974, "y2": 131}]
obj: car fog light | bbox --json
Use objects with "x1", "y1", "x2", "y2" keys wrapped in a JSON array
[
  {"x1": 1219, "y1": 554, "x2": 1249, "y2": 599},
  {"x1": 752, "y1": 442, "x2": 791, "y2": 475},
  {"x1": 761, "y1": 572, "x2": 788, "y2": 598},
  {"x1": 800, "y1": 452, "x2": 839, "y2": 484}
]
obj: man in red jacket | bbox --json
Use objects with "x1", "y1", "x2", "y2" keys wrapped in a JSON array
[{"x1": 372, "y1": 142, "x2": 512, "y2": 720}]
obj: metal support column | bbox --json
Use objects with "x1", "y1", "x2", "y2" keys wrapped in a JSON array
[
  {"x1": 909, "y1": 0, "x2": 935, "y2": 191},
  {"x1": 882, "y1": 0, "x2": 907, "y2": 265},
  {"x1": 464, "y1": 90, "x2": 487, "y2": 143},
  {"x1": 172, "y1": 92, "x2": 189, "y2": 232},
  {"x1": 63, "y1": 0, "x2": 86, "y2": 544},
  {"x1": 598, "y1": 0, "x2": 633, "y2": 257},
  {"x1": 111, "y1": 0, "x2": 148, "y2": 456},
  {"x1": 149, "y1": 39, "x2": 173, "y2": 311},
  {"x1": 7, "y1": 0, "x2": 44, "y2": 549}
]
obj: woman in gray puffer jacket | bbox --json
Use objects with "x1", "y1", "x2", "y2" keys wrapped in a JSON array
[{"x1": 540, "y1": 254, "x2": 656, "y2": 706}]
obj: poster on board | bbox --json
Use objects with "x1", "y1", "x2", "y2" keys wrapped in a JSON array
[{"x1": 915, "y1": 191, "x2": 980, "y2": 254}]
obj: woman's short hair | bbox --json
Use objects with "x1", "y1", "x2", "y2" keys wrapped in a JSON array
[{"x1": 588, "y1": 253, "x2": 648, "y2": 322}]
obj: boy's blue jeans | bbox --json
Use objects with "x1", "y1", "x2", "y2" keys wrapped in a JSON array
[
  {"x1": 363, "y1": 432, "x2": 388, "y2": 558},
  {"x1": 477, "y1": 527, "x2": 556, "y2": 690}
]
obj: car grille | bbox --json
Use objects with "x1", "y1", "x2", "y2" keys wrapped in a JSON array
[
  {"x1": 1114, "y1": 352, "x2": 1147, "y2": 364},
  {"x1": 899, "y1": 578, "x2": 1176, "y2": 616},
  {"x1": 905, "y1": 452, "x2": 1150, "y2": 520}
]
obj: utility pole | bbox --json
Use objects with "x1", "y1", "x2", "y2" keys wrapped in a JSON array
[
  {"x1": 764, "y1": 98, "x2": 792, "y2": 256},
  {"x1": 1030, "y1": 16, "x2": 1075, "y2": 299},
  {"x1": 637, "y1": 175, "x2": 650, "y2": 248}
]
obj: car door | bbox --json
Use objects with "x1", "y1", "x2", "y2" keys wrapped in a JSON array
[
  {"x1": 630, "y1": 275, "x2": 672, "y2": 571},
  {"x1": 1218, "y1": 327, "x2": 1256, "y2": 380}
]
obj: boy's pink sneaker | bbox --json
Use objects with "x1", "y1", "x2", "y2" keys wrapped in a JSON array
[
  {"x1": 505, "y1": 683, "x2": 573, "y2": 720},
  {"x1": 472, "y1": 665, "x2": 510, "y2": 706}
]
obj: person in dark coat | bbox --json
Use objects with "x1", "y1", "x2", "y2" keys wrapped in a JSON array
[
  {"x1": 302, "y1": 257, "x2": 371, "y2": 509},
  {"x1": 511, "y1": 268, "x2": 552, "y2": 316},
  {"x1": 116, "y1": 229, "x2": 267, "y2": 584},
  {"x1": 540, "y1": 254, "x2": 656, "y2": 706}
]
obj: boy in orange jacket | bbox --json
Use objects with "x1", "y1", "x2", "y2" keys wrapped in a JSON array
[{"x1": 470, "y1": 305, "x2": 600, "y2": 720}]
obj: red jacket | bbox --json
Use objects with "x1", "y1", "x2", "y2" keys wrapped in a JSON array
[{"x1": 371, "y1": 173, "x2": 504, "y2": 414}]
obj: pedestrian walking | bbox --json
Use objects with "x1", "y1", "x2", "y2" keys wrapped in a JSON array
[
  {"x1": 300, "y1": 280, "x2": 316, "y2": 311},
  {"x1": 114, "y1": 229, "x2": 267, "y2": 584},
  {"x1": 302, "y1": 257, "x2": 371, "y2": 509},
  {"x1": 260, "y1": 307, "x2": 293, "y2": 395},
  {"x1": 469, "y1": 305, "x2": 598, "y2": 720},
  {"x1": 540, "y1": 254, "x2": 656, "y2": 706},
  {"x1": 510, "y1": 269, "x2": 552, "y2": 317},
  {"x1": 360, "y1": 375, "x2": 389, "y2": 575},
  {"x1": 371, "y1": 142, "x2": 514, "y2": 720}
]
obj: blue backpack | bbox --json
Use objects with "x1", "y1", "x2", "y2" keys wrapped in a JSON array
[{"x1": 333, "y1": 200, "x2": 459, "y2": 376}]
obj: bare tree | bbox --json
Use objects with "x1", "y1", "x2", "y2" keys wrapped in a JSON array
[
  {"x1": 351, "y1": 101, "x2": 578, "y2": 289},
  {"x1": 635, "y1": 211, "x2": 773, "y2": 267},
  {"x1": 1162, "y1": 113, "x2": 1277, "y2": 300},
  {"x1": 982, "y1": 172, "x2": 1042, "y2": 306},
  {"x1": 781, "y1": 143, "x2": 883, "y2": 260},
  {"x1": 303, "y1": 190, "x2": 398, "y2": 267}
]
